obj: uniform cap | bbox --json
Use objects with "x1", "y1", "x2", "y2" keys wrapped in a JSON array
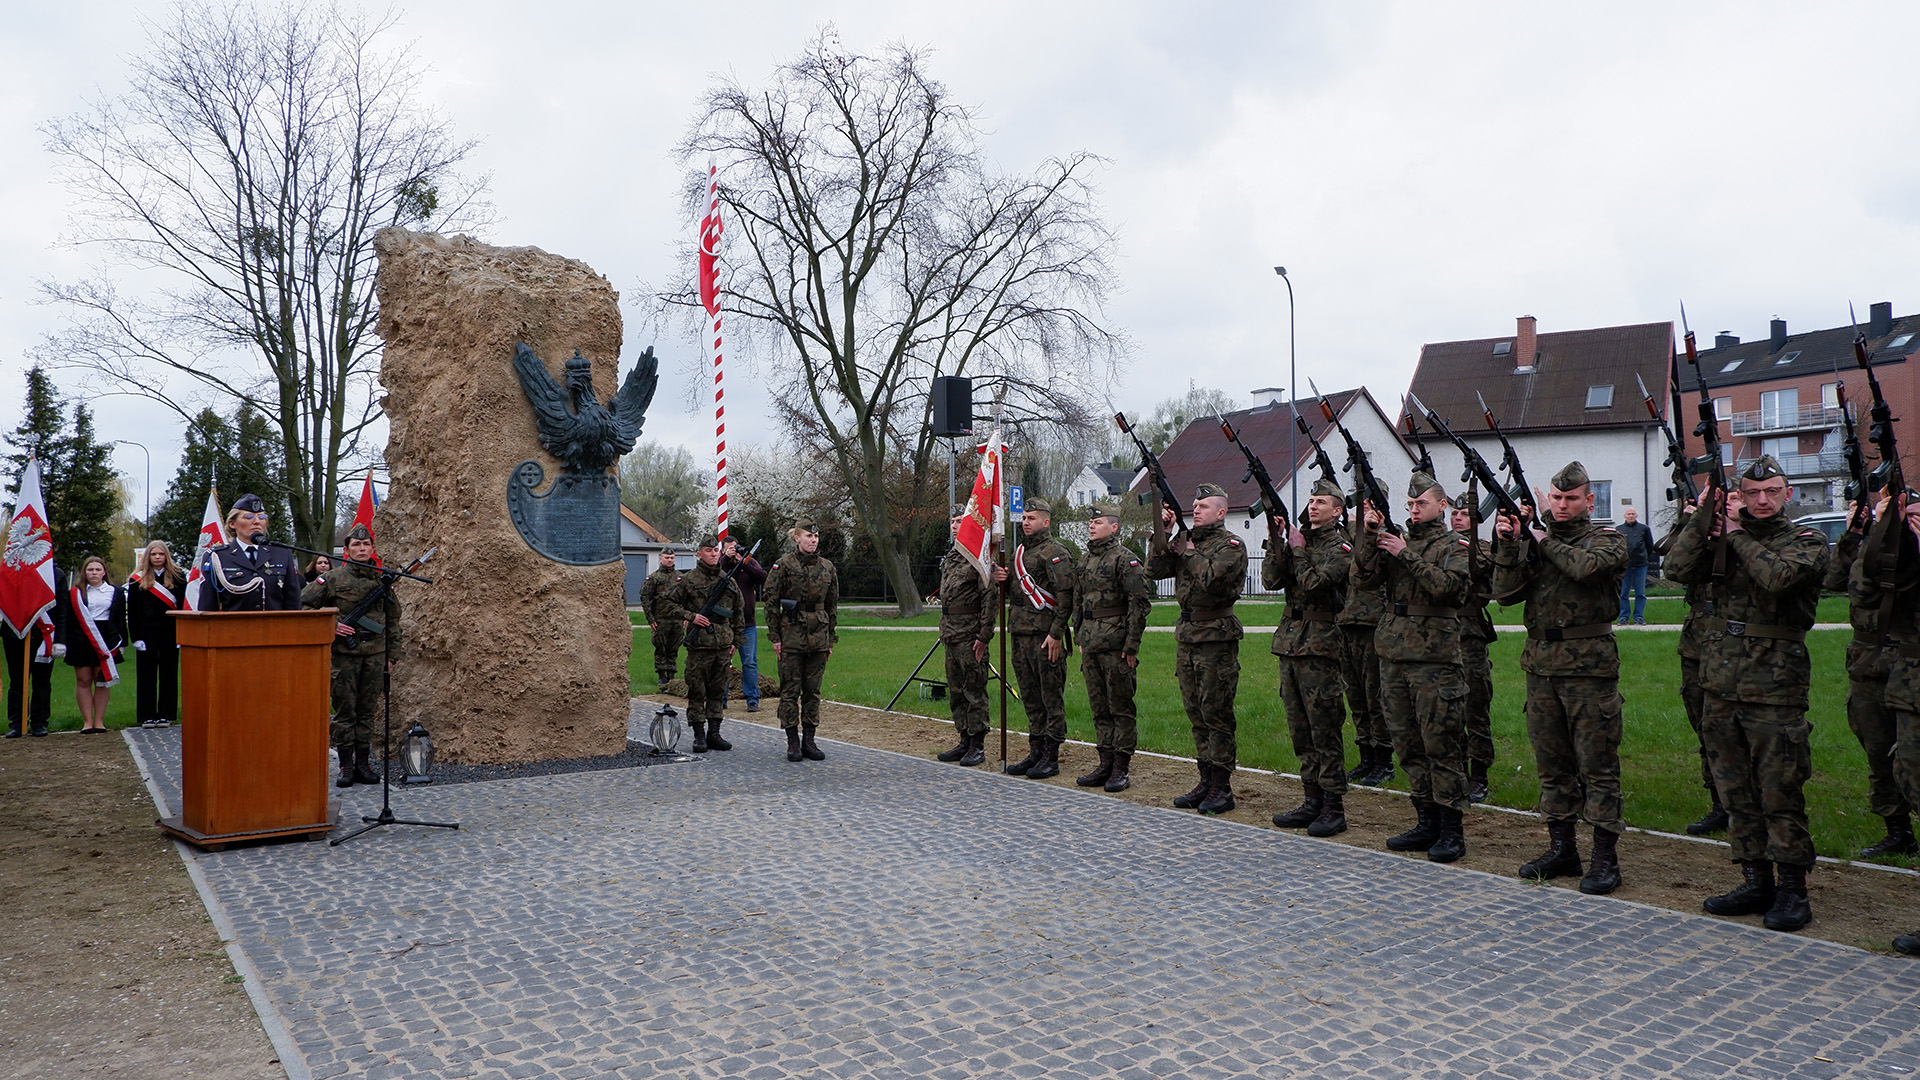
[
  {"x1": 697, "y1": 534, "x2": 721, "y2": 550},
  {"x1": 233, "y1": 493, "x2": 266, "y2": 513},
  {"x1": 1742, "y1": 455, "x2": 1786, "y2": 482},
  {"x1": 1025, "y1": 497, "x2": 1052, "y2": 515},
  {"x1": 793, "y1": 522, "x2": 819, "y2": 535},
  {"x1": 1194, "y1": 482, "x2": 1229, "y2": 501},
  {"x1": 1449, "y1": 491, "x2": 1476, "y2": 512},
  {"x1": 1407, "y1": 471, "x2": 1439, "y2": 498},
  {"x1": 344, "y1": 523, "x2": 373, "y2": 543},
  {"x1": 1087, "y1": 505, "x2": 1119, "y2": 522},
  {"x1": 1551, "y1": 460, "x2": 1590, "y2": 491},
  {"x1": 1310, "y1": 477, "x2": 1344, "y2": 499}
]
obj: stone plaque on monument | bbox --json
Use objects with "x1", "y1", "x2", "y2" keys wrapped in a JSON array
[{"x1": 505, "y1": 342, "x2": 657, "y2": 565}]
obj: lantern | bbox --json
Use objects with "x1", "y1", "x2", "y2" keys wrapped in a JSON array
[
  {"x1": 402, "y1": 723, "x2": 435, "y2": 784},
  {"x1": 649, "y1": 702, "x2": 682, "y2": 755}
]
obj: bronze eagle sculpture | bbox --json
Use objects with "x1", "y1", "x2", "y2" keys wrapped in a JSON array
[{"x1": 512, "y1": 343, "x2": 659, "y2": 474}]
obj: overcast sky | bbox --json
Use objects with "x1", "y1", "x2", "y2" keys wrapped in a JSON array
[{"x1": 5, "y1": 1, "x2": 1918, "y2": 513}]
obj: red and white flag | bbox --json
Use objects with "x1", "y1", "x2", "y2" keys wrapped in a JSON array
[
  {"x1": 351, "y1": 472, "x2": 382, "y2": 566},
  {"x1": 698, "y1": 161, "x2": 729, "y2": 540},
  {"x1": 182, "y1": 490, "x2": 226, "y2": 612},
  {"x1": 0, "y1": 459, "x2": 58, "y2": 636},
  {"x1": 955, "y1": 428, "x2": 1005, "y2": 585}
]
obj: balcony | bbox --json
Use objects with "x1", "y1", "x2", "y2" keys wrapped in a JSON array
[
  {"x1": 1734, "y1": 451, "x2": 1847, "y2": 478},
  {"x1": 1728, "y1": 402, "x2": 1844, "y2": 436}
]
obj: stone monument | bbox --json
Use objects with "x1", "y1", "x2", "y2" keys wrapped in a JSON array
[{"x1": 373, "y1": 229, "x2": 639, "y2": 764}]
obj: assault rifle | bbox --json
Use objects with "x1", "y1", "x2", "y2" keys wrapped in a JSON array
[
  {"x1": 1854, "y1": 307, "x2": 1905, "y2": 500},
  {"x1": 1635, "y1": 371, "x2": 1698, "y2": 508},
  {"x1": 339, "y1": 547, "x2": 437, "y2": 645},
  {"x1": 1402, "y1": 397, "x2": 1435, "y2": 477},
  {"x1": 1408, "y1": 392, "x2": 1531, "y2": 526},
  {"x1": 1833, "y1": 370, "x2": 1872, "y2": 530},
  {"x1": 1115, "y1": 411, "x2": 1189, "y2": 543},
  {"x1": 1216, "y1": 412, "x2": 1289, "y2": 531},
  {"x1": 1290, "y1": 401, "x2": 1341, "y2": 495},
  {"x1": 1474, "y1": 390, "x2": 1537, "y2": 522},
  {"x1": 1309, "y1": 379, "x2": 1396, "y2": 532},
  {"x1": 1679, "y1": 304, "x2": 1728, "y2": 498},
  {"x1": 697, "y1": 539, "x2": 762, "y2": 622}
]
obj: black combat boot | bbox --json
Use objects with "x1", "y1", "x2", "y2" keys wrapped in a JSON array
[
  {"x1": 1763, "y1": 864, "x2": 1812, "y2": 932},
  {"x1": 1386, "y1": 799, "x2": 1440, "y2": 852},
  {"x1": 1172, "y1": 764, "x2": 1210, "y2": 809},
  {"x1": 1346, "y1": 747, "x2": 1374, "y2": 783},
  {"x1": 937, "y1": 732, "x2": 971, "y2": 762},
  {"x1": 335, "y1": 746, "x2": 356, "y2": 788},
  {"x1": 1685, "y1": 791, "x2": 1729, "y2": 836},
  {"x1": 1005, "y1": 737, "x2": 1041, "y2": 776},
  {"x1": 1076, "y1": 749, "x2": 1114, "y2": 787},
  {"x1": 1580, "y1": 827, "x2": 1622, "y2": 895},
  {"x1": 1364, "y1": 750, "x2": 1396, "y2": 787},
  {"x1": 690, "y1": 721, "x2": 709, "y2": 754},
  {"x1": 1466, "y1": 766, "x2": 1490, "y2": 804},
  {"x1": 1272, "y1": 783, "x2": 1324, "y2": 829},
  {"x1": 705, "y1": 718, "x2": 732, "y2": 751},
  {"x1": 800, "y1": 725, "x2": 825, "y2": 761},
  {"x1": 1518, "y1": 819, "x2": 1582, "y2": 880},
  {"x1": 1860, "y1": 814, "x2": 1919, "y2": 859},
  {"x1": 1703, "y1": 860, "x2": 1775, "y2": 916},
  {"x1": 1198, "y1": 768, "x2": 1235, "y2": 815},
  {"x1": 1104, "y1": 752, "x2": 1132, "y2": 792},
  {"x1": 352, "y1": 745, "x2": 381, "y2": 785},
  {"x1": 1307, "y1": 792, "x2": 1347, "y2": 837},
  {"x1": 958, "y1": 731, "x2": 986, "y2": 767},
  {"x1": 1894, "y1": 931, "x2": 1920, "y2": 956},
  {"x1": 1427, "y1": 806, "x2": 1466, "y2": 863},
  {"x1": 1027, "y1": 739, "x2": 1060, "y2": 780},
  {"x1": 785, "y1": 728, "x2": 802, "y2": 762}
]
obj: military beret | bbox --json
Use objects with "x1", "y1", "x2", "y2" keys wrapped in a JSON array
[
  {"x1": 1087, "y1": 504, "x2": 1119, "y2": 522},
  {"x1": 793, "y1": 522, "x2": 818, "y2": 535},
  {"x1": 1741, "y1": 455, "x2": 1786, "y2": 482},
  {"x1": 1551, "y1": 460, "x2": 1590, "y2": 491},
  {"x1": 1407, "y1": 471, "x2": 1439, "y2": 499},
  {"x1": 232, "y1": 493, "x2": 266, "y2": 513},
  {"x1": 1449, "y1": 491, "x2": 1476, "y2": 512},
  {"x1": 1025, "y1": 497, "x2": 1052, "y2": 515},
  {"x1": 1194, "y1": 482, "x2": 1229, "y2": 501},
  {"x1": 344, "y1": 522, "x2": 373, "y2": 543},
  {"x1": 1310, "y1": 477, "x2": 1344, "y2": 499}
]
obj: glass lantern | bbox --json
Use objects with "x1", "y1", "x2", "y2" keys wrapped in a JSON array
[
  {"x1": 649, "y1": 702, "x2": 682, "y2": 755},
  {"x1": 402, "y1": 723, "x2": 435, "y2": 784}
]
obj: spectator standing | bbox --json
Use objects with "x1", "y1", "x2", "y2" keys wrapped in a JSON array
[
  {"x1": 61, "y1": 555, "x2": 125, "y2": 733},
  {"x1": 1616, "y1": 508, "x2": 1656, "y2": 625},
  {"x1": 127, "y1": 541, "x2": 185, "y2": 728}
]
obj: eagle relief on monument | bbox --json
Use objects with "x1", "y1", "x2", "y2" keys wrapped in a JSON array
[{"x1": 508, "y1": 342, "x2": 659, "y2": 565}]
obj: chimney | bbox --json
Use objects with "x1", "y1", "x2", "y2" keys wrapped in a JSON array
[
  {"x1": 1515, "y1": 315, "x2": 1537, "y2": 369},
  {"x1": 1715, "y1": 331, "x2": 1740, "y2": 349},
  {"x1": 1871, "y1": 301, "x2": 1893, "y2": 338},
  {"x1": 1770, "y1": 317, "x2": 1787, "y2": 352}
]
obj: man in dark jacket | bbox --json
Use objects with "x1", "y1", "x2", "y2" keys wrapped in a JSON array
[
  {"x1": 1615, "y1": 508, "x2": 1656, "y2": 625},
  {"x1": 721, "y1": 536, "x2": 768, "y2": 712}
]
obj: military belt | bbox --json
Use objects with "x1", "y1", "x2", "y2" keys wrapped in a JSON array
[
  {"x1": 1527, "y1": 622, "x2": 1615, "y2": 642},
  {"x1": 1702, "y1": 616, "x2": 1806, "y2": 643},
  {"x1": 945, "y1": 604, "x2": 982, "y2": 616},
  {"x1": 1082, "y1": 605, "x2": 1129, "y2": 619},
  {"x1": 1286, "y1": 608, "x2": 1337, "y2": 623},
  {"x1": 1181, "y1": 606, "x2": 1236, "y2": 622},
  {"x1": 1901, "y1": 642, "x2": 1920, "y2": 660},
  {"x1": 1853, "y1": 631, "x2": 1899, "y2": 649},
  {"x1": 790, "y1": 602, "x2": 821, "y2": 613},
  {"x1": 1392, "y1": 603, "x2": 1460, "y2": 618}
]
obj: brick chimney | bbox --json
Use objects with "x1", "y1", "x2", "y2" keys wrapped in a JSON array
[
  {"x1": 1770, "y1": 317, "x2": 1787, "y2": 352},
  {"x1": 1715, "y1": 331, "x2": 1740, "y2": 348},
  {"x1": 1515, "y1": 315, "x2": 1537, "y2": 369}
]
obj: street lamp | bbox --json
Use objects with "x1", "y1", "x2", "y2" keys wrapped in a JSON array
[
  {"x1": 111, "y1": 440, "x2": 151, "y2": 546},
  {"x1": 1274, "y1": 267, "x2": 1297, "y2": 514}
]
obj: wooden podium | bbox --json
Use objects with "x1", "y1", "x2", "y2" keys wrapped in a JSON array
[{"x1": 159, "y1": 609, "x2": 336, "y2": 849}]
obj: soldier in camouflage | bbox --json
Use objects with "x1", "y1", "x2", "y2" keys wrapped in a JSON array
[
  {"x1": 1072, "y1": 505, "x2": 1151, "y2": 792},
  {"x1": 1339, "y1": 539, "x2": 1394, "y2": 787},
  {"x1": 1490, "y1": 461, "x2": 1630, "y2": 895},
  {"x1": 1666, "y1": 456, "x2": 1830, "y2": 932},
  {"x1": 992, "y1": 498, "x2": 1077, "y2": 780},
  {"x1": 1858, "y1": 495, "x2": 1920, "y2": 956},
  {"x1": 1353, "y1": 471, "x2": 1472, "y2": 862},
  {"x1": 1676, "y1": 510, "x2": 1728, "y2": 836},
  {"x1": 936, "y1": 509, "x2": 996, "y2": 768},
  {"x1": 660, "y1": 535, "x2": 746, "y2": 755},
  {"x1": 301, "y1": 524, "x2": 399, "y2": 788},
  {"x1": 1825, "y1": 495, "x2": 1918, "y2": 859},
  {"x1": 1451, "y1": 490, "x2": 1497, "y2": 802},
  {"x1": 1267, "y1": 478, "x2": 1354, "y2": 836},
  {"x1": 640, "y1": 550, "x2": 683, "y2": 689},
  {"x1": 1150, "y1": 482, "x2": 1248, "y2": 815},
  {"x1": 763, "y1": 524, "x2": 839, "y2": 763}
]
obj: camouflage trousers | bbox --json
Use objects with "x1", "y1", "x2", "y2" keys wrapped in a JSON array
[
  {"x1": 1012, "y1": 633, "x2": 1068, "y2": 742},
  {"x1": 1847, "y1": 674, "x2": 1911, "y2": 821},
  {"x1": 945, "y1": 642, "x2": 992, "y2": 737},
  {"x1": 1524, "y1": 673, "x2": 1625, "y2": 834},
  {"x1": 1280, "y1": 654, "x2": 1347, "y2": 795},
  {"x1": 777, "y1": 648, "x2": 829, "y2": 731},
  {"x1": 1701, "y1": 694, "x2": 1814, "y2": 867},
  {"x1": 684, "y1": 647, "x2": 733, "y2": 724},
  {"x1": 329, "y1": 652, "x2": 385, "y2": 748},
  {"x1": 1378, "y1": 658, "x2": 1468, "y2": 811},
  {"x1": 1176, "y1": 640, "x2": 1240, "y2": 775},
  {"x1": 1340, "y1": 626, "x2": 1389, "y2": 753},
  {"x1": 651, "y1": 622, "x2": 682, "y2": 683},
  {"x1": 1462, "y1": 636, "x2": 1494, "y2": 771},
  {"x1": 1895, "y1": 708, "x2": 1920, "y2": 827},
  {"x1": 1081, "y1": 649, "x2": 1138, "y2": 754},
  {"x1": 1678, "y1": 655, "x2": 1717, "y2": 796}
]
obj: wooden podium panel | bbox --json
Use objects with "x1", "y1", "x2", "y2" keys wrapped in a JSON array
[{"x1": 160, "y1": 609, "x2": 337, "y2": 849}]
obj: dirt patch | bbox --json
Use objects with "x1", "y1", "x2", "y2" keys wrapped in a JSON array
[
  {"x1": 650, "y1": 693, "x2": 1920, "y2": 956},
  {"x1": 0, "y1": 733, "x2": 283, "y2": 1079}
]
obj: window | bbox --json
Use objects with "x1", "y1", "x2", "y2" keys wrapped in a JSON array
[
  {"x1": 1774, "y1": 350, "x2": 1802, "y2": 366},
  {"x1": 1821, "y1": 382, "x2": 1839, "y2": 409},
  {"x1": 1590, "y1": 480, "x2": 1613, "y2": 521},
  {"x1": 1492, "y1": 341, "x2": 1512, "y2": 356},
  {"x1": 1760, "y1": 436, "x2": 1796, "y2": 459},
  {"x1": 1760, "y1": 388, "x2": 1798, "y2": 427},
  {"x1": 1584, "y1": 384, "x2": 1614, "y2": 409},
  {"x1": 1713, "y1": 397, "x2": 1732, "y2": 421},
  {"x1": 1720, "y1": 443, "x2": 1734, "y2": 466},
  {"x1": 1720, "y1": 359, "x2": 1744, "y2": 373},
  {"x1": 1889, "y1": 333, "x2": 1914, "y2": 350}
]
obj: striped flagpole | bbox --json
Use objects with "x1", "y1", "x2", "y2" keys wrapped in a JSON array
[{"x1": 698, "y1": 162, "x2": 728, "y2": 540}]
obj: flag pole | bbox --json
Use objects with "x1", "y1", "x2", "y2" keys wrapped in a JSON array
[
  {"x1": 996, "y1": 437, "x2": 1010, "y2": 769},
  {"x1": 18, "y1": 626, "x2": 27, "y2": 736}
]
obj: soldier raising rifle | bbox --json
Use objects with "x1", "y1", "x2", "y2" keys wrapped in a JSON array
[
  {"x1": 1150, "y1": 483, "x2": 1247, "y2": 815},
  {"x1": 1266, "y1": 475, "x2": 1356, "y2": 836}
]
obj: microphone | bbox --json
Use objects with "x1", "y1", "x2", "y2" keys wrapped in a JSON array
[{"x1": 250, "y1": 531, "x2": 267, "y2": 545}]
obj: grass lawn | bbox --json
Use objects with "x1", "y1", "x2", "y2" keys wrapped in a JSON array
[
  {"x1": 9, "y1": 662, "x2": 140, "y2": 732},
  {"x1": 631, "y1": 624, "x2": 1895, "y2": 862}
]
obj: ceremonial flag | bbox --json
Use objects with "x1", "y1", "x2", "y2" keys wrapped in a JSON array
[
  {"x1": 955, "y1": 428, "x2": 1005, "y2": 586},
  {"x1": 698, "y1": 161, "x2": 729, "y2": 540},
  {"x1": 181, "y1": 490, "x2": 225, "y2": 612},
  {"x1": 0, "y1": 459, "x2": 58, "y2": 635},
  {"x1": 351, "y1": 472, "x2": 383, "y2": 566}
]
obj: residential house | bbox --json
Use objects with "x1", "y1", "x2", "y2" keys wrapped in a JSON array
[
  {"x1": 1064, "y1": 461, "x2": 1135, "y2": 509},
  {"x1": 621, "y1": 505, "x2": 690, "y2": 605}
]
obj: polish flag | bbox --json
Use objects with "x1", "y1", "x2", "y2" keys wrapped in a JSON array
[
  {"x1": 955, "y1": 429, "x2": 1005, "y2": 585},
  {"x1": 351, "y1": 472, "x2": 382, "y2": 566},
  {"x1": 181, "y1": 490, "x2": 226, "y2": 612},
  {"x1": 0, "y1": 459, "x2": 58, "y2": 635}
]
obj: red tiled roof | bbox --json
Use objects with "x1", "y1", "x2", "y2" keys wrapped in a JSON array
[{"x1": 1409, "y1": 322, "x2": 1675, "y2": 433}]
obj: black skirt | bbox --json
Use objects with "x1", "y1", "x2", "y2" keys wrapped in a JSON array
[{"x1": 65, "y1": 620, "x2": 122, "y2": 669}]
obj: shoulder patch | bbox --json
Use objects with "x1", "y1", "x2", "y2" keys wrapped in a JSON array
[
  {"x1": 1229, "y1": 539, "x2": 1242, "y2": 547},
  {"x1": 1050, "y1": 555, "x2": 1063, "y2": 563},
  {"x1": 1127, "y1": 560, "x2": 1141, "y2": 567},
  {"x1": 1458, "y1": 539, "x2": 1470, "y2": 545},
  {"x1": 1340, "y1": 544, "x2": 1352, "y2": 552}
]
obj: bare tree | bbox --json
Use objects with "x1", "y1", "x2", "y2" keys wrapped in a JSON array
[
  {"x1": 660, "y1": 34, "x2": 1123, "y2": 615},
  {"x1": 36, "y1": 0, "x2": 487, "y2": 549}
]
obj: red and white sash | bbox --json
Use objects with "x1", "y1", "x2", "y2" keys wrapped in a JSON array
[
  {"x1": 35, "y1": 613, "x2": 54, "y2": 660},
  {"x1": 141, "y1": 577, "x2": 181, "y2": 609},
  {"x1": 1013, "y1": 545, "x2": 1055, "y2": 611},
  {"x1": 70, "y1": 585, "x2": 120, "y2": 686}
]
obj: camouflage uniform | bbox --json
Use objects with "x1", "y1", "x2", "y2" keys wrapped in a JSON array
[
  {"x1": 1338, "y1": 575, "x2": 1392, "y2": 780},
  {"x1": 1862, "y1": 510, "x2": 1920, "y2": 955},
  {"x1": 1678, "y1": 568, "x2": 1723, "y2": 828},
  {"x1": 640, "y1": 562, "x2": 683, "y2": 685},
  {"x1": 1264, "y1": 507, "x2": 1353, "y2": 813},
  {"x1": 1666, "y1": 459, "x2": 1829, "y2": 930},
  {"x1": 661, "y1": 556, "x2": 745, "y2": 740},
  {"x1": 301, "y1": 556, "x2": 400, "y2": 753},
  {"x1": 1147, "y1": 485, "x2": 1247, "y2": 813},
  {"x1": 1005, "y1": 510, "x2": 1077, "y2": 775},
  {"x1": 1826, "y1": 526, "x2": 1917, "y2": 857},
  {"x1": 762, "y1": 545, "x2": 839, "y2": 739},
  {"x1": 937, "y1": 548, "x2": 995, "y2": 745},
  {"x1": 1074, "y1": 525, "x2": 1151, "y2": 772},
  {"x1": 1454, "y1": 502, "x2": 1498, "y2": 788},
  {"x1": 1490, "y1": 465, "x2": 1629, "y2": 891}
]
